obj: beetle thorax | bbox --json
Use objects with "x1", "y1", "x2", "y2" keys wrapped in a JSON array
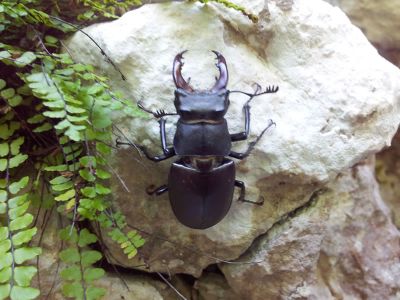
[{"x1": 174, "y1": 89, "x2": 229, "y2": 123}]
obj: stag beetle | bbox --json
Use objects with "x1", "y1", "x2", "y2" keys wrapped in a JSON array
[{"x1": 118, "y1": 51, "x2": 278, "y2": 229}]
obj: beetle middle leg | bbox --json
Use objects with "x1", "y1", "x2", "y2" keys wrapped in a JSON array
[
  {"x1": 229, "y1": 119, "x2": 275, "y2": 159},
  {"x1": 235, "y1": 180, "x2": 264, "y2": 205}
]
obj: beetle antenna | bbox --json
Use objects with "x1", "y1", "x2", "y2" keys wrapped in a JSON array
[{"x1": 137, "y1": 101, "x2": 177, "y2": 118}]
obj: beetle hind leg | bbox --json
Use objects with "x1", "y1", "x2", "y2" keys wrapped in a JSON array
[
  {"x1": 235, "y1": 180, "x2": 264, "y2": 205},
  {"x1": 146, "y1": 184, "x2": 168, "y2": 196}
]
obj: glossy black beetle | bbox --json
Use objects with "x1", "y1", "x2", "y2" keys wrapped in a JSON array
[{"x1": 119, "y1": 51, "x2": 278, "y2": 229}]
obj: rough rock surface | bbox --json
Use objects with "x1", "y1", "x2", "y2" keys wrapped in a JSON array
[
  {"x1": 193, "y1": 273, "x2": 241, "y2": 300},
  {"x1": 65, "y1": 0, "x2": 400, "y2": 275},
  {"x1": 325, "y1": 0, "x2": 400, "y2": 49},
  {"x1": 376, "y1": 132, "x2": 400, "y2": 228},
  {"x1": 221, "y1": 161, "x2": 400, "y2": 299}
]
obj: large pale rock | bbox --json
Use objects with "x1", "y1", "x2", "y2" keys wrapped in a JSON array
[
  {"x1": 376, "y1": 131, "x2": 400, "y2": 228},
  {"x1": 326, "y1": 0, "x2": 400, "y2": 49},
  {"x1": 221, "y1": 160, "x2": 400, "y2": 299},
  {"x1": 65, "y1": 0, "x2": 400, "y2": 275}
]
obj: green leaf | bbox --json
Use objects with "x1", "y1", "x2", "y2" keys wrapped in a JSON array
[
  {"x1": 0, "y1": 204, "x2": 5, "y2": 214},
  {"x1": 27, "y1": 114, "x2": 45, "y2": 124},
  {"x1": 33, "y1": 123, "x2": 52, "y2": 133},
  {"x1": 59, "y1": 248, "x2": 80, "y2": 263},
  {"x1": 12, "y1": 228, "x2": 37, "y2": 246},
  {"x1": 0, "y1": 88, "x2": 15, "y2": 99},
  {"x1": 8, "y1": 194, "x2": 28, "y2": 209},
  {"x1": 54, "y1": 119, "x2": 71, "y2": 130},
  {"x1": 66, "y1": 105, "x2": 86, "y2": 114},
  {"x1": 0, "y1": 228, "x2": 8, "y2": 241},
  {"x1": 59, "y1": 228, "x2": 78, "y2": 243},
  {"x1": 0, "y1": 160, "x2": 6, "y2": 172},
  {"x1": 0, "y1": 240, "x2": 11, "y2": 254},
  {"x1": 9, "y1": 176, "x2": 29, "y2": 194},
  {"x1": 80, "y1": 156, "x2": 96, "y2": 168},
  {"x1": 0, "y1": 267, "x2": 11, "y2": 284},
  {"x1": 0, "y1": 283, "x2": 10, "y2": 300},
  {"x1": 0, "y1": 51, "x2": 11, "y2": 60},
  {"x1": 62, "y1": 282, "x2": 83, "y2": 299},
  {"x1": 14, "y1": 266, "x2": 37, "y2": 287},
  {"x1": 81, "y1": 187, "x2": 96, "y2": 198},
  {"x1": 52, "y1": 181, "x2": 73, "y2": 192},
  {"x1": 87, "y1": 286, "x2": 106, "y2": 300},
  {"x1": 87, "y1": 84, "x2": 104, "y2": 95},
  {"x1": 10, "y1": 286, "x2": 40, "y2": 300},
  {"x1": 95, "y1": 183, "x2": 110, "y2": 195},
  {"x1": 10, "y1": 137, "x2": 24, "y2": 155},
  {"x1": 50, "y1": 176, "x2": 70, "y2": 185},
  {"x1": 96, "y1": 169, "x2": 111, "y2": 179},
  {"x1": 9, "y1": 202, "x2": 30, "y2": 219},
  {"x1": 81, "y1": 250, "x2": 102, "y2": 267},
  {"x1": 43, "y1": 110, "x2": 67, "y2": 118},
  {"x1": 0, "y1": 190, "x2": 6, "y2": 203},
  {"x1": 0, "y1": 253, "x2": 12, "y2": 270},
  {"x1": 79, "y1": 169, "x2": 96, "y2": 182},
  {"x1": 14, "y1": 247, "x2": 41, "y2": 264},
  {"x1": 9, "y1": 154, "x2": 28, "y2": 169},
  {"x1": 0, "y1": 80, "x2": 5, "y2": 90},
  {"x1": 55, "y1": 189, "x2": 75, "y2": 201},
  {"x1": 44, "y1": 35, "x2": 58, "y2": 45},
  {"x1": 8, "y1": 95, "x2": 23, "y2": 107},
  {"x1": 83, "y1": 268, "x2": 104, "y2": 283},
  {"x1": 44, "y1": 164, "x2": 68, "y2": 172},
  {"x1": 78, "y1": 229, "x2": 97, "y2": 247},
  {"x1": 10, "y1": 214, "x2": 33, "y2": 231},
  {"x1": 60, "y1": 265, "x2": 81, "y2": 281},
  {"x1": 64, "y1": 127, "x2": 82, "y2": 141},
  {"x1": 15, "y1": 52, "x2": 36, "y2": 67}
]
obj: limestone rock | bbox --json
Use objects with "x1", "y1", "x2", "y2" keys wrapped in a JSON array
[
  {"x1": 325, "y1": 0, "x2": 400, "y2": 49},
  {"x1": 221, "y1": 161, "x2": 400, "y2": 299},
  {"x1": 194, "y1": 273, "x2": 241, "y2": 300},
  {"x1": 65, "y1": 0, "x2": 400, "y2": 275},
  {"x1": 376, "y1": 132, "x2": 400, "y2": 228}
]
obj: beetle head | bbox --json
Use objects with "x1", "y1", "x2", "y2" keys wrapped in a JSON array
[{"x1": 173, "y1": 51, "x2": 230, "y2": 123}]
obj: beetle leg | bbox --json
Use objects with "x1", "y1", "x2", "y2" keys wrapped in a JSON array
[
  {"x1": 234, "y1": 180, "x2": 264, "y2": 205},
  {"x1": 138, "y1": 145, "x2": 176, "y2": 162},
  {"x1": 116, "y1": 138, "x2": 175, "y2": 162},
  {"x1": 230, "y1": 101, "x2": 251, "y2": 142},
  {"x1": 159, "y1": 118, "x2": 172, "y2": 155},
  {"x1": 229, "y1": 119, "x2": 275, "y2": 159},
  {"x1": 146, "y1": 184, "x2": 168, "y2": 196}
]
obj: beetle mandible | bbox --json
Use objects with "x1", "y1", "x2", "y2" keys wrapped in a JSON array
[{"x1": 120, "y1": 51, "x2": 278, "y2": 229}]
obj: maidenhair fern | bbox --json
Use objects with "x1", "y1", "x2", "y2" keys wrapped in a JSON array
[
  {"x1": 0, "y1": 107, "x2": 40, "y2": 299},
  {"x1": 59, "y1": 228, "x2": 105, "y2": 300},
  {"x1": 1, "y1": 0, "x2": 147, "y2": 299}
]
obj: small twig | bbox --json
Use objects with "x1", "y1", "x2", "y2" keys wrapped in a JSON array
[
  {"x1": 156, "y1": 272, "x2": 187, "y2": 300},
  {"x1": 48, "y1": 15, "x2": 127, "y2": 81}
]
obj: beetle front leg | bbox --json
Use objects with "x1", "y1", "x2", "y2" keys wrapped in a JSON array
[
  {"x1": 235, "y1": 180, "x2": 264, "y2": 205},
  {"x1": 230, "y1": 102, "x2": 250, "y2": 142},
  {"x1": 116, "y1": 139, "x2": 176, "y2": 162},
  {"x1": 159, "y1": 118, "x2": 173, "y2": 155},
  {"x1": 229, "y1": 119, "x2": 275, "y2": 159}
]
